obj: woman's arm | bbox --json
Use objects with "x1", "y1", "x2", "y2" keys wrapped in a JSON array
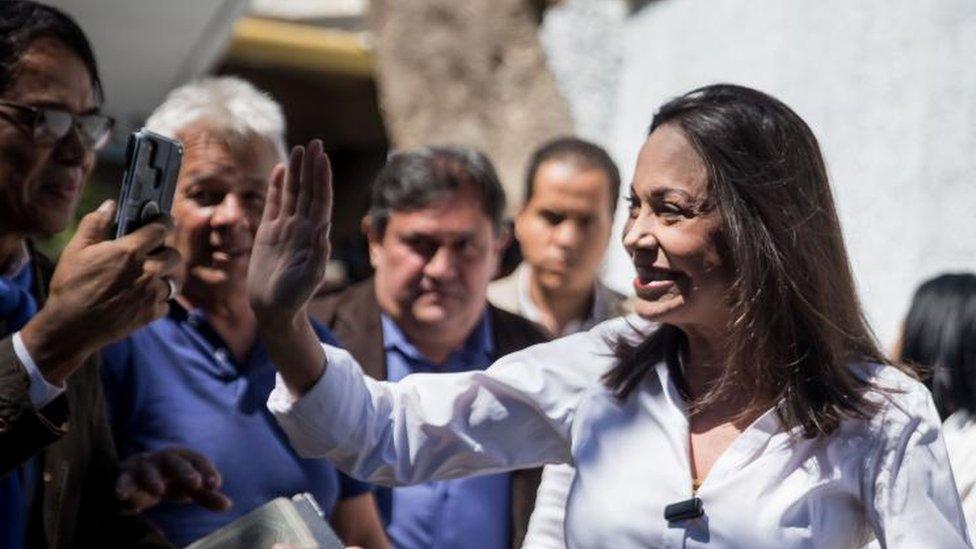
[
  {"x1": 249, "y1": 141, "x2": 596, "y2": 485},
  {"x1": 259, "y1": 319, "x2": 583, "y2": 485},
  {"x1": 248, "y1": 141, "x2": 334, "y2": 398},
  {"x1": 267, "y1": 337, "x2": 586, "y2": 485}
]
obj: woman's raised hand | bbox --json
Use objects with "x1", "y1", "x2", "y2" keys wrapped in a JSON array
[{"x1": 247, "y1": 139, "x2": 332, "y2": 325}]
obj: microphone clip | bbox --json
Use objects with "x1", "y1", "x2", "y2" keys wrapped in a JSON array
[{"x1": 664, "y1": 497, "x2": 704, "y2": 522}]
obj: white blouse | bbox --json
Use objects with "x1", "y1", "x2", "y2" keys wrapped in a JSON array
[
  {"x1": 943, "y1": 411, "x2": 976, "y2": 533},
  {"x1": 522, "y1": 462, "x2": 574, "y2": 548},
  {"x1": 268, "y1": 316, "x2": 970, "y2": 548}
]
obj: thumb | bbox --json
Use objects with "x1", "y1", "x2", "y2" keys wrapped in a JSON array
[{"x1": 65, "y1": 200, "x2": 116, "y2": 252}]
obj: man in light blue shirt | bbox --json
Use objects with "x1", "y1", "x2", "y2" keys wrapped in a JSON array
[{"x1": 381, "y1": 314, "x2": 512, "y2": 548}]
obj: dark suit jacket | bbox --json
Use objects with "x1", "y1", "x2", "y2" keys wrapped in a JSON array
[
  {"x1": 0, "y1": 246, "x2": 167, "y2": 548},
  {"x1": 310, "y1": 278, "x2": 550, "y2": 549}
]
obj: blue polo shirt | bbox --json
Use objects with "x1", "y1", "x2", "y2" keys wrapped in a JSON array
[
  {"x1": 379, "y1": 312, "x2": 512, "y2": 549},
  {"x1": 100, "y1": 304, "x2": 370, "y2": 547}
]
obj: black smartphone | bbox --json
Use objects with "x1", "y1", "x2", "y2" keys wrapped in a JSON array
[{"x1": 114, "y1": 129, "x2": 183, "y2": 238}]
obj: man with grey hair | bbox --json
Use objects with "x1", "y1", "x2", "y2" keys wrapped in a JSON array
[
  {"x1": 309, "y1": 146, "x2": 548, "y2": 549},
  {"x1": 99, "y1": 76, "x2": 389, "y2": 548},
  {"x1": 142, "y1": 75, "x2": 288, "y2": 160}
]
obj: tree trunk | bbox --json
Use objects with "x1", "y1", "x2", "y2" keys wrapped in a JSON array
[{"x1": 369, "y1": 0, "x2": 574, "y2": 213}]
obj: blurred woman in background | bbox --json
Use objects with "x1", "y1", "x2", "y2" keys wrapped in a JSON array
[{"x1": 897, "y1": 272, "x2": 976, "y2": 528}]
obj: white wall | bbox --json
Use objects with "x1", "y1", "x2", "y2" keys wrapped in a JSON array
[
  {"x1": 542, "y1": 0, "x2": 976, "y2": 347},
  {"x1": 48, "y1": 0, "x2": 250, "y2": 131}
]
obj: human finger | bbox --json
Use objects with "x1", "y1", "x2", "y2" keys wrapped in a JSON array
[
  {"x1": 115, "y1": 468, "x2": 139, "y2": 501},
  {"x1": 263, "y1": 163, "x2": 285, "y2": 223},
  {"x1": 63, "y1": 199, "x2": 116, "y2": 254},
  {"x1": 309, "y1": 222, "x2": 332, "y2": 274},
  {"x1": 308, "y1": 147, "x2": 333, "y2": 224},
  {"x1": 173, "y1": 447, "x2": 222, "y2": 490},
  {"x1": 185, "y1": 486, "x2": 233, "y2": 511},
  {"x1": 157, "y1": 449, "x2": 204, "y2": 492},
  {"x1": 281, "y1": 145, "x2": 303, "y2": 216},
  {"x1": 154, "y1": 293, "x2": 173, "y2": 320},
  {"x1": 118, "y1": 217, "x2": 173, "y2": 258},
  {"x1": 131, "y1": 457, "x2": 167, "y2": 497},
  {"x1": 119, "y1": 488, "x2": 162, "y2": 512},
  {"x1": 117, "y1": 464, "x2": 165, "y2": 512},
  {"x1": 134, "y1": 270, "x2": 174, "y2": 307},
  {"x1": 143, "y1": 246, "x2": 182, "y2": 279},
  {"x1": 297, "y1": 139, "x2": 320, "y2": 217}
]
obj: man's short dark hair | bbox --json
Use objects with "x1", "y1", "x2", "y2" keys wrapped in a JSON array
[
  {"x1": 369, "y1": 146, "x2": 507, "y2": 235},
  {"x1": 523, "y1": 137, "x2": 620, "y2": 215},
  {"x1": 0, "y1": 1, "x2": 103, "y2": 100}
]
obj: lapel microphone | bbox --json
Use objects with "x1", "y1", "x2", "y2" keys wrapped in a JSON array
[{"x1": 664, "y1": 496, "x2": 704, "y2": 522}]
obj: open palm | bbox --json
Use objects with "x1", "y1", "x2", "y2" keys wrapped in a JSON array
[{"x1": 248, "y1": 140, "x2": 333, "y2": 321}]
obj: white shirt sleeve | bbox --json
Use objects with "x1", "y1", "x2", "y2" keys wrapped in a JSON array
[
  {"x1": 267, "y1": 321, "x2": 634, "y2": 486},
  {"x1": 863, "y1": 381, "x2": 972, "y2": 548},
  {"x1": 12, "y1": 330, "x2": 66, "y2": 409},
  {"x1": 522, "y1": 463, "x2": 574, "y2": 549}
]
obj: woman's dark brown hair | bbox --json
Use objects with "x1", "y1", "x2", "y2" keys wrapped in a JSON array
[{"x1": 604, "y1": 84, "x2": 894, "y2": 437}]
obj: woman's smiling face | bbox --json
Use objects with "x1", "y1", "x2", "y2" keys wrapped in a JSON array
[{"x1": 622, "y1": 123, "x2": 732, "y2": 333}]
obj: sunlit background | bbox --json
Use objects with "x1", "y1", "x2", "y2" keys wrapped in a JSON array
[{"x1": 43, "y1": 0, "x2": 976, "y2": 348}]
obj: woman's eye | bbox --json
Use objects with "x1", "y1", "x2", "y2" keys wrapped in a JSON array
[
  {"x1": 652, "y1": 198, "x2": 689, "y2": 218},
  {"x1": 662, "y1": 202, "x2": 684, "y2": 215}
]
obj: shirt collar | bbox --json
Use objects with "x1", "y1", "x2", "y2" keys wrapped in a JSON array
[
  {"x1": 164, "y1": 299, "x2": 255, "y2": 378},
  {"x1": 380, "y1": 309, "x2": 494, "y2": 367},
  {"x1": 516, "y1": 263, "x2": 602, "y2": 336}
]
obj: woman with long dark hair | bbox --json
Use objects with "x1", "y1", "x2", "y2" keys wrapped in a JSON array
[
  {"x1": 247, "y1": 85, "x2": 968, "y2": 547},
  {"x1": 897, "y1": 272, "x2": 976, "y2": 531}
]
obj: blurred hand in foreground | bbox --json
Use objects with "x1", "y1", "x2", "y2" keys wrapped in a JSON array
[{"x1": 116, "y1": 446, "x2": 231, "y2": 512}]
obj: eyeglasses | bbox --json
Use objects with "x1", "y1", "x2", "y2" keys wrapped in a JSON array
[{"x1": 0, "y1": 99, "x2": 115, "y2": 150}]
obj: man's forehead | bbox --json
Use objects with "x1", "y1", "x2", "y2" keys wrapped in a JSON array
[
  {"x1": 386, "y1": 205, "x2": 491, "y2": 237},
  {"x1": 179, "y1": 128, "x2": 277, "y2": 172},
  {"x1": 535, "y1": 161, "x2": 610, "y2": 193},
  {"x1": 180, "y1": 126, "x2": 275, "y2": 155},
  {"x1": 180, "y1": 164, "x2": 267, "y2": 189},
  {"x1": 7, "y1": 40, "x2": 98, "y2": 111}
]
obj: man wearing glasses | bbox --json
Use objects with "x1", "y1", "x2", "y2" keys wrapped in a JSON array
[{"x1": 0, "y1": 2, "x2": 227, "y2": 547}]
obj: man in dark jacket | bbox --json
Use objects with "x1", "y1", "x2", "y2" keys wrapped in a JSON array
[
  {"x1": 0, "y1": 2, "x2": 227, "y2": 547},
  {"x1": 310, "y1": 146, "x2": 548, "y2": 549}
]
